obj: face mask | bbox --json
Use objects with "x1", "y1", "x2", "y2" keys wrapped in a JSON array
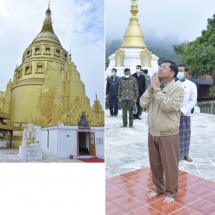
[
  {"x1": 176, "y1": 72, "x2": 184, "y2": 80},
  {"x1": 124, "y1": 75, "x2": 129, "y2": 78},
  {"x1": 111, "y1": 72, "x2": 115, "y2": 76},
  {"x1": 136, "y1": 69, "x2": 140, "y2": 73}
]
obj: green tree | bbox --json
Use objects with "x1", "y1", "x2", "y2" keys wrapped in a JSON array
[{"x1": 173, "y1": 14, "x2": 215, "y2": 80}]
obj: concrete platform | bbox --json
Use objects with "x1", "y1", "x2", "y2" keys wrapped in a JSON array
[{"x1": 106, "y1": 110, "x2": 215, "y2": 182}]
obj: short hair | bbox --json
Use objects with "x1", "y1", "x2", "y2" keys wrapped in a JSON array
[
  {"x1": 178, "y1": 64, "x2": 188, "y2": 72},
  {"x1": 124, "y1": 68, "x2": 130, "y2": 73},
  {"x1": 136, "y1": 65, "x2": 141, "y2": 69},
  {"x1": 161, "y1": 60, "x2": 178, "y2": 77},
  {"x1": 143, "y1": 69, "x2": 148, "y2": 74},
  {"x1": 112, "y1": 68, "x2": 117, "y2": 72}
]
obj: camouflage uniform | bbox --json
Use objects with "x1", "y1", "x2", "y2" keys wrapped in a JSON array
[{"x1": 118, "y1": 76, "x2": 139, "y2": 127}]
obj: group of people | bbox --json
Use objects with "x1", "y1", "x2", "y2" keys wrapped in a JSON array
[
  {"x1": 106, "y1": 60, "x2": 198, "y2": 204},
  {"x1": 106, "y1": 65, "x2": 150, "y2": 127}
]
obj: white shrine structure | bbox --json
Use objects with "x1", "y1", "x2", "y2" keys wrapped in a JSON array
[{"x1": 106, "y1": 0, "x2": 159, "y2": 77}]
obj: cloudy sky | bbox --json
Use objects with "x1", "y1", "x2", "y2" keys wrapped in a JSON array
[
  {"x1": 106, "y1": 0, "x2": 215, "y2": 42},
  {"x1": 0, "y1": 0, "x2": 104, "y2": 107}
]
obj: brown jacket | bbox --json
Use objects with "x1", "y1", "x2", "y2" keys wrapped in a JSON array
[{"x1": 140, "y1": 79, "x2": 184, "y2": 136}]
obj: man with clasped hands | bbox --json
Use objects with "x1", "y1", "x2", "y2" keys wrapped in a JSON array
[{"x1": 140, "y1": 60, "x2": 184, "y2": 204}]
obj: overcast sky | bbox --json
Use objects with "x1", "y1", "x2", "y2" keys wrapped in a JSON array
[
  {"x1": 106, "y1": 0, "x2": 215, "y2": 43},
  {"x1": 0, "y1": 0, "x2": 104, "y2": 107}
]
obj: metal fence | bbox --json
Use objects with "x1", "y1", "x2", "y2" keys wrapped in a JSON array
[{"x1": 201, "y1": 107, "x2": 215, "y2": 114}]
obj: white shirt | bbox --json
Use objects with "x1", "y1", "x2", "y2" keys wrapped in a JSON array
[{"x1": 176, "y1": 79, "x2": 197, "y2": 116}]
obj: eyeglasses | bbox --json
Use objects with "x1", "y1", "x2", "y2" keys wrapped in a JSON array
[{"x1": 159, "y1": 65, "x2": 169, "y2": 70}]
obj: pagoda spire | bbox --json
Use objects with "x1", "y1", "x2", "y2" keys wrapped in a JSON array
[
  {"x1": 121, "y1": 0, "x2": 146, "y2": 49},
  {"x1": 40, "y1": 1, "x2": 54, "y2": 33},
  {"x1": 131, "y1": 0, "x2": 138, "y2": 16}
]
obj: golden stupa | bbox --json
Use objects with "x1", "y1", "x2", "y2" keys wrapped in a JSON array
[
  {"x1": 120, "y1": 0, "x2": 146, "y2": 49},
  {"x1": 0, "y1": 4, "x2": 104, "y2": 148}
]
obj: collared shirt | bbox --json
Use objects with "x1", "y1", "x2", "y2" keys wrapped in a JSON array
[
  {"x1": 160, "y1": 79, "x2": 174, "y2": 90},
  {"x1": 176, "y1": 79, "x2": 197, "y2": 116}
]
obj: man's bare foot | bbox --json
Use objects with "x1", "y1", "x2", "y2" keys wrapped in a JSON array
[
  {"x1": 148, "y1": 191, "x2": 159, "y2": 198},
  {"x1": 184, "y1": 155, "x2": 193, "y2": 162},
  {"x1": 163, "y1": 196, "x2": 174, "y2": 204}
]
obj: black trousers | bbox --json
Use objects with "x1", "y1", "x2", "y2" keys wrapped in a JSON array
[{"x1": 109, "y1": 95, "x2": 118, "y2": 116}]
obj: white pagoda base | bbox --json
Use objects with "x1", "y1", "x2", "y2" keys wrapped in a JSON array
[
  {"x1": 106, "y1": 48, "x2": 159, "y2": 78},
  {"x1": 19, "y1": 146, "x2": 42, "y2": 160}
]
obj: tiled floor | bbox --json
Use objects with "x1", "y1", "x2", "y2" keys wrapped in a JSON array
[{"x1": 106, "y1": 167, "x2": 215, "y2": 215}]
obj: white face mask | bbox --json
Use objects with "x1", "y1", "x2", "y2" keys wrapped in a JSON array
[
  {"x1": 177, "y1": 72, "x2": 184, "y2": 80},
  {"x1": 136, "y1": 69, "x2": 140, "y2": 73},
  {"x1": 124, "y1": 75, "x2": 129, "y2": 78}
]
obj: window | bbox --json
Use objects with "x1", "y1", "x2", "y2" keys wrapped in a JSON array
[
  {"x1": 63, "y1": 53, "x2": 67, "y2": 60},
  {"x1": 17, "y1": 69, "x2": 22, "y2": 78},
  {"x1": 36, "y1": 63, "x2": 44, "y2": 74},
  {"x1": 25, "y1": 66, "x2": 31, "y2": 74},
  {"x1": 45, "y1": 47, "x2": 51, "y2": 55},
  {"x1": 26, "y1": 49, "x2": 32, "y2": 58},
  {"x1": 56, "y1": 49, "x2": 60, "y2": 56},
  {"x1": 37, "y1": 66, "x2": 43, "y2": 73},
  {"x1": 35, "y1": 48, "x2": 40, "y2": 55}
]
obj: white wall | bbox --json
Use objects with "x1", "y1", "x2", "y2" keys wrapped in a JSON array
[
  {"x1": 40, "y1": 125, "x2": 104, "y2": 159},
  {"x1": 57, "y1": 125, "x2": 78, "y2": 158},
  {"x1": 41, "y1": 127, "x2": 58, "y2": 156}
]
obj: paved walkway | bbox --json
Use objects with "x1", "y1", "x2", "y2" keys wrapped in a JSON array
[
  {"x1": 0, "y1": 148, "x2": 83, "y2": 163},
  {"x1": 106, "y1": 110, "x2": 215, "y2": 182}
]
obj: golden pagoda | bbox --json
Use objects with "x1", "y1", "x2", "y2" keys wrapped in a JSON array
[{"x1": 0, "y1": 4, "x2": 104, "y2": 150}]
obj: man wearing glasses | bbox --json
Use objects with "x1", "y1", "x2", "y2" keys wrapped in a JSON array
[{"x1": 140, "y1": 60, "x2": 184, "y2": 204}]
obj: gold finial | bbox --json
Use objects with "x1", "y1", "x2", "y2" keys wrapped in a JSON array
[
  {"x1": 131, "y1": 0, "x2": 138, "y2": 16},
  {"x1": 40, "y1": 1, "x2": 54, "y2": 33},
  {"x1": 95, "y1": 91, "x2": 97, "y2": 100},
  {"x1": 46, "y1": 1, "x2": 52, "y2": 16},
  {"x1": 68, "y1": 49, "x2": 72, "y2": 63}
]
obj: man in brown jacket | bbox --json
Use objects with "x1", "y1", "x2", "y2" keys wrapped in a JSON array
[{"x1": 140, "y1": 60, "x2": 184, "y2": 204}]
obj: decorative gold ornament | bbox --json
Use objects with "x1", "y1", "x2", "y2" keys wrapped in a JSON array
[
  {"x1": 141, "y1": 49, "x2": 152, "y2": 67},
  {"x1": 115, "y1": 49, "x2": 125, "y2": 67}
]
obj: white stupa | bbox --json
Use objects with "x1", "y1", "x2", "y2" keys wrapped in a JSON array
[{"x1": 106, "y1": 0, "x2": 159, "y2": 77}]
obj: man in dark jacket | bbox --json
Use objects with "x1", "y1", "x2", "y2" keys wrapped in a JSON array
[
  {"x1": 132, "y1": 65, "x2": 146, "y2": 119},
  {"x1": 106, "y1": 68, "x2": 120, "y2": 117}
]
